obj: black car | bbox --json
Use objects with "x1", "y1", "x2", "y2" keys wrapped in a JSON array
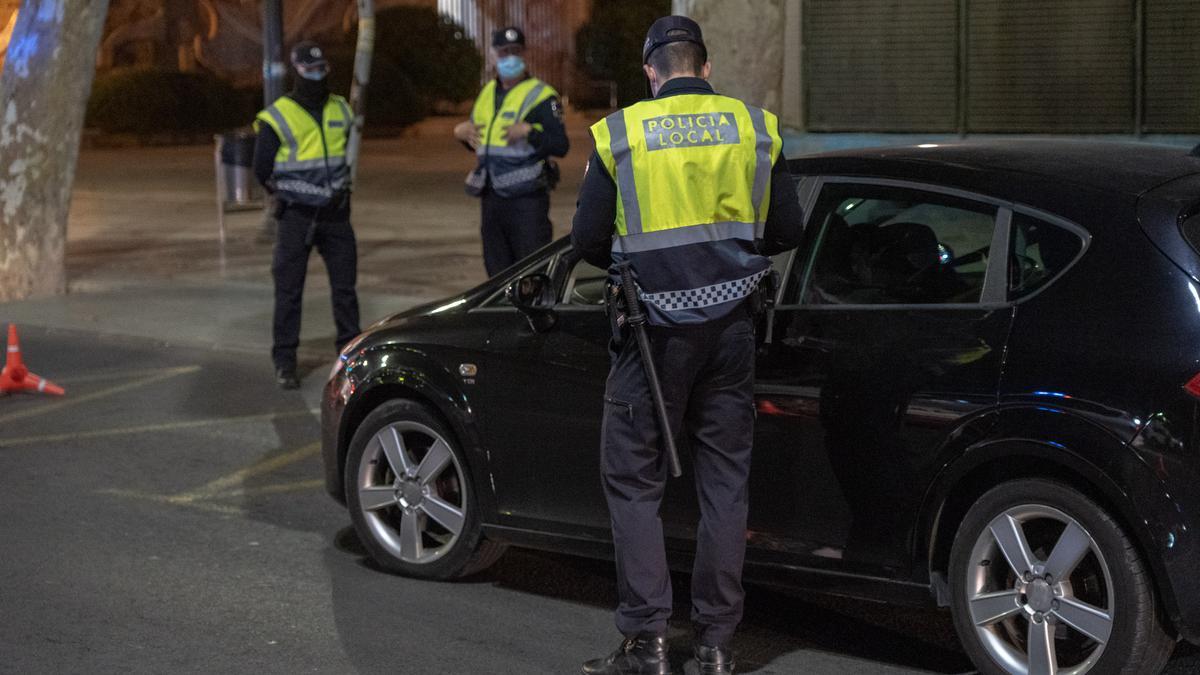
[{"x1": 322, "y1": 141, "x2": 1200, "y2": 674}]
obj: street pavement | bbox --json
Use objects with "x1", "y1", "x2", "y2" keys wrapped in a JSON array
[
  {"x1": 0, "y1": 326, "x2": 974, "y2": 675},
  {"x1": 2, "y1": 115, "x2": 1199, "y2": 673}
]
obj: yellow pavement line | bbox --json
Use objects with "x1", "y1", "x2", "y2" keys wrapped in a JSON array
[
  {"x1": 221, "y1": 479, "x2": 325, "y2": 498},
  {"x1": 99, "y1": 488, "x2": 247, "y2": 516},
  {"x1": 174, "y1": 441, "x2": 322, "y2": 501},
  {"x1": 0, "y1": 365, "x2": 202, "y2": 426},
  {"x1": 57, "y1": 366, "x2": 211, "y2": 385},
  {"x1": 0, "y1": 410, "x2": 314, "y2": 447},
  {"x1": 100, "y1": 478, "x2": 325, "y2": 515},
  {"x1": 98, "y1": 453, "x2": 324, "y2": 516}
]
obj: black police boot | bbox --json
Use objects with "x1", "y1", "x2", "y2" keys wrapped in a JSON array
[
  {"x1": 581, "y1": 635, "x2": 672, "y2": 675},
  {"x1": 275, "y1": 367, "x2": 300, "y2": 390},
  {"x1": 684, "y1": 644, "x2": 734, "y2": 675}
]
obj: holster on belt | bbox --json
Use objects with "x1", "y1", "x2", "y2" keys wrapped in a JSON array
[
  {"x1": 749, "y1": 270, "x2": 780, "y2": 315},
  {"x1": 604, "y1": 281, "x2": 628, "y2": 349}
]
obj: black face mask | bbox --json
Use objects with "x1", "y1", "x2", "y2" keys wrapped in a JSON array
[{"x1": 292, "y1": 74, "x2": 329, "y2": 109}]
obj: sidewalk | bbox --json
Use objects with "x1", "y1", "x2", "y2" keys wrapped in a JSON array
[{"x1": 1, "y1": 112, "x2": 599, "y2": 365}]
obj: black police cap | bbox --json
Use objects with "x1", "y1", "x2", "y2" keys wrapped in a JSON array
[
  {"x1": 290, "y1": 40, "x2": 328, "y2": 68},
  {"x1": 643, "y1": 15, "x2": 706, "y2": 64},
  {"x1": 492, "y1": 26, "x2": 525, "y2": 47}
]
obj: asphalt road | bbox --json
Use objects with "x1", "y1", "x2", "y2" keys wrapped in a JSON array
[{"x1": 1, "y1": 327, "x2": 1197, "y2": 674}]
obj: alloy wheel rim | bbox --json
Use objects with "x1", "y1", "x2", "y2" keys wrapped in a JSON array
[
  {"x1": 966, "y1": 504, "x2": 1114, "y2": 675},
  {"x1": 355, "y1": 421, "x2": 466, "y2": 565}
]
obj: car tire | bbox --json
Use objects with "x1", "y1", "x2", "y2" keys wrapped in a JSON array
[
  {"x1": 344, "y1": 399, "x2": 506, "y2": 580},
  {"x1": 948, "y1": 478, "x2": 1174, "y2": 675}
]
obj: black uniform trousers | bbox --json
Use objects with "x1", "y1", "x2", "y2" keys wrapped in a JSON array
[
  {"x1": 271, "y1": 202, "x2": 361, "y2": 371},
  {"x1": 480, "y1": 189, "x2": 552, "y2": 277},
  {"x1": 601, "y1": 306, "x2": 755, "y2": 648}
]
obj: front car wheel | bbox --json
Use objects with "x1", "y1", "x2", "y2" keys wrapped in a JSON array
[
  {"x1": 344, "y1": 400, "x2": 505, "y2": 579},
  {"x1": 949, "y1": 479, "x2": 1174, "y2": 674}
]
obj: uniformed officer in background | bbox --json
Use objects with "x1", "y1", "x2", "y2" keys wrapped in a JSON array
[
  {"x1": 572, "y1": 16, "x2": 804, "y2": 675},
  {"x1": 454, "y1": 26, "x2": 569, "y2": 277},
  {"x1": 253, "y1": 41, "x2": 361, "y2": 390}
]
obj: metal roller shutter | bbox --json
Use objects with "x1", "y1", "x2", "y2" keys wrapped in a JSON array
[
  {"x1": 966, "y1": 0, "x2": 1133, "y2": 133},
  {"x1": 1144, "y1": 1, "x2": 1200, "y2": 133},
  {"x1": 804, "y1": 0, "x2": 958, "y2": 132}
]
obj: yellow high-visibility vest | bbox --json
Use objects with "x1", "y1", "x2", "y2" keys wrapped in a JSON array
[
  {"x1": 254, "y1": 94, "x2": 353, "y2": 207},
  {"x1": 590, "y1": 92, "x2": 783, "y2": 324},
  {"x1": 465, "y1": 77, "x2": 558, "y2": 198}
]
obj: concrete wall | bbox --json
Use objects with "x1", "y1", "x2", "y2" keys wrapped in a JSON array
[{"x1": 672, "y1": 0, "x2": 800, "y2": 127}]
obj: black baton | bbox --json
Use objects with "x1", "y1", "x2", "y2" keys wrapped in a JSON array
[{"x1": 617, "y1": 262, "x2": 682, "y2": 478}]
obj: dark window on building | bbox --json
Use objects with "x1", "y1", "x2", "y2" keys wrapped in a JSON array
[
  {"x1": 796, "y1": 184, "x2": 997, "y2": 305},
  {"x1": 1008, "y1": 212, "x2": 1084, "y2": 299}
]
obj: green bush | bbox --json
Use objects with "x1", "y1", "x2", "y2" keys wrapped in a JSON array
[
  {"x1": 346, "y1": 7, "x2": 482, "y2": 106},
  {"x1": 86, "y1": 68, "x2": 253, "y2": 134},
  {"x1": 325, "y1": 45, "x2": 428, "y2": 129},
  {"x1": 576, "y1": 0, "x2": 672, "y2": 107}
]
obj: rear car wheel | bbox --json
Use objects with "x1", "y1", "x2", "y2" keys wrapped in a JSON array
[
  {"x1": 344, "y1": 400, "x2": 506, "y2": 579},
  {"x1": 949, "y1": 479, "x2": 1174, "y2": 674}
]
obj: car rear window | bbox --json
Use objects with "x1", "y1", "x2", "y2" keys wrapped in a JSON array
[{"x1": 1008, "y1": 212, "x2": 1084, "y2": 299}]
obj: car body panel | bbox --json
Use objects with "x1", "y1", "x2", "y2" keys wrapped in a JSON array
[{"x1": 322, "y1": 142, "x2": 1200, "y2": 644}]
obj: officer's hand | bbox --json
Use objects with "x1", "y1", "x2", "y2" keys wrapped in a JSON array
[
  {"x1": 503, "y1": 122, "x2": 532, "y2": 142},
  {"x1": 454, "y1": 121, "x2": 482, "y2": 149}
]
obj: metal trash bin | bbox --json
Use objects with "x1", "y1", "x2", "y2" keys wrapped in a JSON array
[
  {"x1": 215, "y1": 131, "x2": 263, "y2": 209},
  {"x1": 214, "y1": 130, "x2": 266, "y2": 248}
]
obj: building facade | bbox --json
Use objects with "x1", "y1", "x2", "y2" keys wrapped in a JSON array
[
  {"x1": 676, "y1": 0, "x2": 1200, "y2": 135},
  {"x1": 439, "y1": 0, "x2": 591, "y2": 99}
]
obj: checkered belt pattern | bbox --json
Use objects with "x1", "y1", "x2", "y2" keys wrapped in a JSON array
[
  {"x1": 491, "y1": 162, "x2": 544, "y2": 190},
  {"x1": 275, "y1": 179, "x2": 333, "y2": 199},
  {"x1": 640, "y1": 269, "x2": 769, "y2": 312}
]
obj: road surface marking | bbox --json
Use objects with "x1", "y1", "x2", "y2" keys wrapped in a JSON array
[
  {"x1": 0, "y1": 365, "x2": 201, "y2": 425},
  {"x1": 177, "y1": 442, "x2": 322, "y2": 500},
  {"x1": 100, "y1": 442, "x2": 324, "y2": 515},
  {"x1": 0, "y1": 410, "x2": 314, "y2": 447}
]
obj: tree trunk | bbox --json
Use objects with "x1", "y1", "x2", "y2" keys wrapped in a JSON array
[
  {"x1": 162, "y1": 0, "x2": 198, "y2": 71},
  {"x1": 0, "y1": 0, "x2": 109, "y2": 302},
  {"x1": 346, "y1": 0, "x2": 374, "y2": 186}
]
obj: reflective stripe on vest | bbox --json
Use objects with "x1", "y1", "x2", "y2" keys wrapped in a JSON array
[
  {"x1": 591, "y1": 94, "x2": 783, "y2": 321},
  {"x1": 466, "y1": 77, "x2": 558, "y2": 198},
  {"x1": 254, "y1": 95, "x2": 352, "y2": 207}
]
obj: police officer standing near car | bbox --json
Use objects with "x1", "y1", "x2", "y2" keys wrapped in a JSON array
[
  {"x1": 454, "y1": 27, "x2": 569, "y2": 277},
  {"x1": 572, "y1": 16, "x2": 804, "y2": 675},
  {"x1": 253, "y1": 41, "x2": 361, "y2": 390}
]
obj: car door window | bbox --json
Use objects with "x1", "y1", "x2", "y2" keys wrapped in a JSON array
[
  {"x1": 562, "y1": 258, "x2": 608, "y2": 307},
  {"x1": 479, "y1": 257, "x2": 554, "y2": 308},
  {"x1": 1008, "y1": 212, "x2": 1085, "y2": 300},
  {"x1": 794, "y1": 183, "x2": 999, "y2": 305}
]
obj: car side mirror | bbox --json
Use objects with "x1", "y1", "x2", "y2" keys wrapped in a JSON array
[{"x1": 507, "y1": 273, "x2": 557, "y2": 332}]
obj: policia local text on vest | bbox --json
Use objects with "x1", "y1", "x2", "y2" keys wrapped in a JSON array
[
  {"x1": 455, "y1": 26, "x2": 569, "y2": 277},
  {"x1": 253, "y1": 41, "x2": 361, "y2": 390},
  {"x1": 573, "y1": 15, "x2": 803, "y2": 675}
]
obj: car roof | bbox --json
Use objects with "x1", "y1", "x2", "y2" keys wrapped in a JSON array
[{"x1": 789, "y1": 140, "x2": 1200, "y2": 197}]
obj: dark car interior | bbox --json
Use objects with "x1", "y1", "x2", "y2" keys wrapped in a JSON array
[{"x1": 804, "y1": 192, "x2": 996, "y2": 305}]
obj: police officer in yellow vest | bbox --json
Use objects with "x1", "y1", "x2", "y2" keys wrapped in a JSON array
[
  {"x1": 573, "y1": 17, "x2": 803, "y2": 675},
  {"x1": 454, "y1": 26, "x2": 569, "y2": 277},
  {"x1": 253, "y1": 41, "x2": 360, "y2": 390}
]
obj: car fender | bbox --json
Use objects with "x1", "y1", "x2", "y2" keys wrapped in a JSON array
[
  {"x1": 917, "y1": 405, "x2": 1187, "y2": 637},
  {"x1": 336, "y1": 343, "x2": 498, "y2": 521}
]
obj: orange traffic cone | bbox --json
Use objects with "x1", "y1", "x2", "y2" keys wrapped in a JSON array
[{"x1": 0, "y1": 324, "x2": 65, "y2": 396}]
